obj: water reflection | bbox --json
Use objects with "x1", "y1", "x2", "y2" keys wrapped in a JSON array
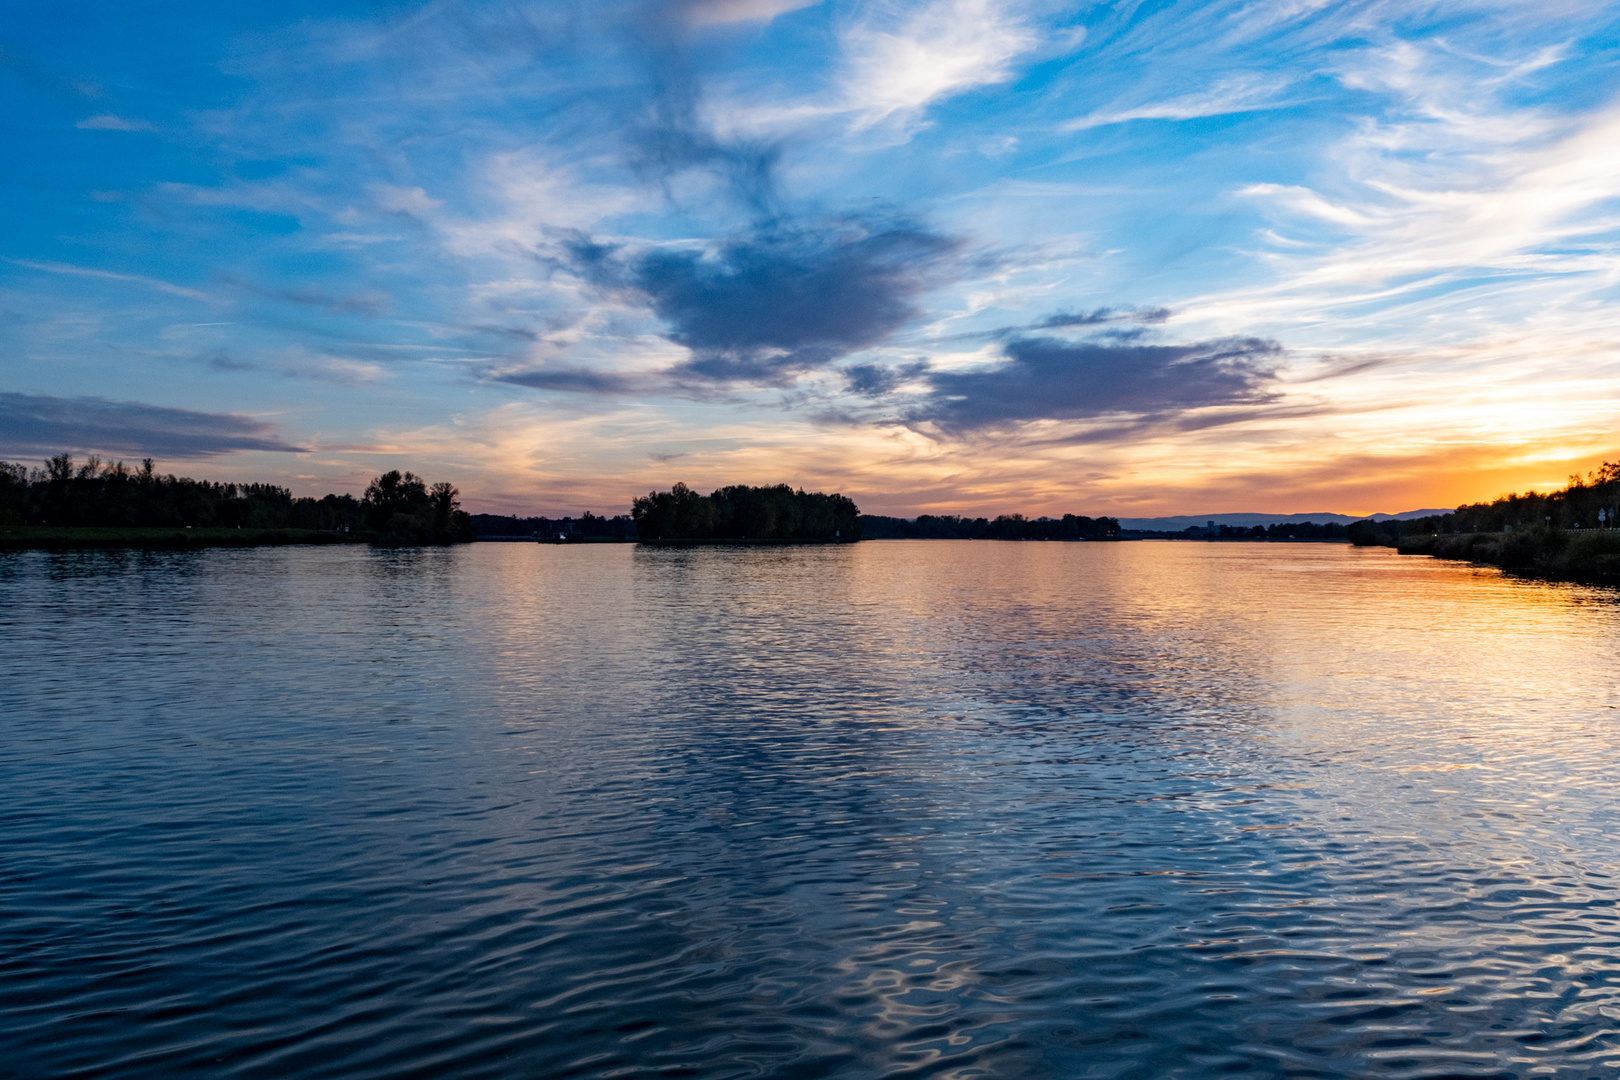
[{"x1": 1, "y1": 542, "x2": 1618, "y2": 1077}]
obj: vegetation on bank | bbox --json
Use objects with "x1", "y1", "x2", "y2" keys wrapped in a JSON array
[
  {"x1": 1349, "y1": 460, "x2": 1620, "y2": 583},
  {"x1": 1349, "y1": 460, "x2": 1620, "y2": 543},
  {"x1": 860, "y1": 513, "x2": 1120, "y2": 540},
  {"x1": 0, "y1": 455, "x2": 474, "y2": 547},
  {"x1": 1381, "y1": 528, "x2": 1620, "y2": 583},
  {"x1": 469, "y1": 512, "x2": 635, "y2": 541},
  {"x1": 632, "y1": 483, "x2": 860, "y2": 542}
]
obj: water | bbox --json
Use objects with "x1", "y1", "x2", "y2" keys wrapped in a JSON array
[{"x1": 3, "y1": 541, "x2": 1620, "y2": 1079}]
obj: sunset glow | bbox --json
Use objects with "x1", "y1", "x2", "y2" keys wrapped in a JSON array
[{"x1": 5, "y1": 1, "x2": 1619, "y2": 516}]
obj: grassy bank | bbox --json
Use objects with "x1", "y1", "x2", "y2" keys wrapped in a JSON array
[
  {"x1": 0, "y1": 526, "x2": 365, "y2": 551},
  {"x1": 1371, "y1": 527, "x2": 1620, "y2": 584}
]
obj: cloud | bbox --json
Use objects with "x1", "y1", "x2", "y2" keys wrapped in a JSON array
[
  {"x1": 8, "y1": 259, "x2": 211, "y2": 301},
  {"x1": 206, "y1": 351, "x2": 257, "y2": 372},
  {"x1": 1200, "y1": 68, "x2": 1620, "y2": 339},
  {"x1": 923, "y1": 306, "x2": 1175, "y2": 347},
  {"x1": 679, "y1": 0, "x2": 819, "y2": 27},
  {"x1": 373, "y1": 184, "x2": 444, "y2": 218},
  {"x1": 493, "y1": 366, "x2": 652, "y2": 395},
  {"x1": 845, "y1": 360, "x2": 928, "y2": 396},
  {"x1": 570, "y1": 218, "x2": 963, "y2": 384},
  {"x1": 277, "y1": 353, "x2": 387, "y2": 385},
  {"x1": 840, "y1": 0, "x2": 1036, "y2": 130},
  {"x1": 0, "y1": 393, "x2": 306, "y2": 458},
  {"x1": 622, "y1": 35, "x2": 783, "y2": 211},
  {"x1": 75, "y1": 113, "x2": 156, "y2": 132},
  {"x1": 1030, "y1": 306, "x2": 1172, "y2": 329},
  {"x1": 1061, "y1": 74, "x2": 1295, "y2": 131},
  {"x1": 908, "y1": 336, "x2": 1282, "y2": 431}
]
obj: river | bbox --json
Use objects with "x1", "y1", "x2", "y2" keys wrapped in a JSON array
[{"x1": 3, "y1": 541, "x2": 1619, "y2": 1078}]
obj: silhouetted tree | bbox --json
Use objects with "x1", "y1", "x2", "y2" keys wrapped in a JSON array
[
  {"x1": 0, "y1": 461, "x2": 27, "y2": 526},
  {"x1": 0, "y1": 454, "x2": 474, "y2": 545},
  {"x1": 633, "y1": 483, "x2": 859, "y2": 541}
]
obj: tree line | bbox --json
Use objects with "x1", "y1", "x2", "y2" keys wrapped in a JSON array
[
  {"x1": 1348, "y1": 460, "x2": 1620, "y2": 545},
  {"x1": 468, "y1": 512, "x2": 636, "y2": 540},
  {"x1": 0, "y1": 454, "x2": 474, "y2": 545},
  {"x1": 632, "y1": 483, "x2": 860, "y2": 541},
  {"x1": 1124, "y1": 521, "x2": 1349, "y2": 540},
  {"x1": 859, "y1": 513, "x2": 1120, "y2": 540},
  {"x1": 1346, "y1": 460, "x2": 1620, "y2": 583}
]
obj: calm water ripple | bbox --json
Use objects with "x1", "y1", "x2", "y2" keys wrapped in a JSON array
[{"x1": 3, "y1": 541, "x2": 1620, "y2": 1078}]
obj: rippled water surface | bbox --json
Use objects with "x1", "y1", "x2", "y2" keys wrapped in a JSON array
[{"x1": 4, "y1": 541, "x2": 1620, "y2": 1079}]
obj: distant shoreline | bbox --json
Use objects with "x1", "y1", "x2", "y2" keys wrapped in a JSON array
[
  {"x1": 0, "y1": 528, "x2": 1366, "y2": 551},
  {"x1": 635, "y1": 537, "x2": 855, "y2": 547}
]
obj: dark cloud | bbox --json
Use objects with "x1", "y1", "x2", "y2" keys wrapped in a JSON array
[
  {"x1": 0, "y1": 393, "x2": 305, "y2": 458},
  {"x1": 1030, "y1": 306, "x2": 1171, "y2": 329},
  {"x1": 910, "y1": 336, "x2": 1282, "y2": 431},
  {"x1": 927, "y1": 305, "x2": 1176, "y2": 347},
  {"x1": 494, "y1": 366, "x2": 650, "y2": 394},
  {"x1": 844, "y1": 360, "x2": 928, "y2": 397},
  {"x1": 629, "y1": 85, "x2": 780, "y2": 213},
  {"x1": 618, "y1": 3, "x2": 785, "y2": 211},
  {"x1": 470, "y1": 324, "x2": 542, "y2": 342},
  {"x1": 206, "y1": 351, "x2": 257, "y2": 372},
  {"x1": 567, "y1": 220, "x2": 962, "y2": 386}
]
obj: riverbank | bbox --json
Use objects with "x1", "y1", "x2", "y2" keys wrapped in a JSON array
[
  {"x1": 635, "y1": 536, "x2": 855, "y2": 546},
  {"x1": 1119, "y1": 532, "x2": 1345, "y2": 542},
  {"x1": 0, "y1": 526, "x2": 364, "y2": 550},
  {"x1": 1360, "y1": 527, "x2": 1620, "y2": 584}
]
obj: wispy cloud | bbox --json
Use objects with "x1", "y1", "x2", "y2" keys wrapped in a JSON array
[
  {"x1": 9, "y1": 259, "x2": 211, "y2": 302},
  {"x1": 0, "y1": 393, "x2": 305, "y2": 458},
  {"x1": 680, "y1": 0, "x2": 820, "y2": 27},
  {"x1": 839, "y1": 0, "x2": 1035, "y2": 129},
  {"x1": 373, "y1": 185, "x2": 444, "y2": 218},
  {"x1": 75, "y1": 113, "x2": 156, "y2": 132},
  {"x1": 276, "y1": 351, "x2": 389, "y2": 385},
  {"x1": 1210, "y1": 84, "x2": 1620, "y2": 335},
  {"x1": 1061, "y1": 74, "x2": 1297, "y2": 131}
]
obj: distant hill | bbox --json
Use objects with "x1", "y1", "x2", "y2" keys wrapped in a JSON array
[{"x1": 1117, "y1": 509, "x2": 1451, "y2": 531}]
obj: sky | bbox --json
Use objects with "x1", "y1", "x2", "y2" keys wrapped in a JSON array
[{"x1": 4, "y1": 0, "x2": 1620, "y2": 518}]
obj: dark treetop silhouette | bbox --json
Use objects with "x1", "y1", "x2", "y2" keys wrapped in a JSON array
[
  {"x1": 632, "y1": 483, "x2": 861, "y2": 542},
  {"x1": 0, "y1": 455, "x2": 474, "y2": 547}
]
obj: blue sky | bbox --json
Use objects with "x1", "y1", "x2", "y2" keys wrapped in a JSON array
[{"x1": 4, "y1": 0, "x2": 1620, "y2": 515}]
